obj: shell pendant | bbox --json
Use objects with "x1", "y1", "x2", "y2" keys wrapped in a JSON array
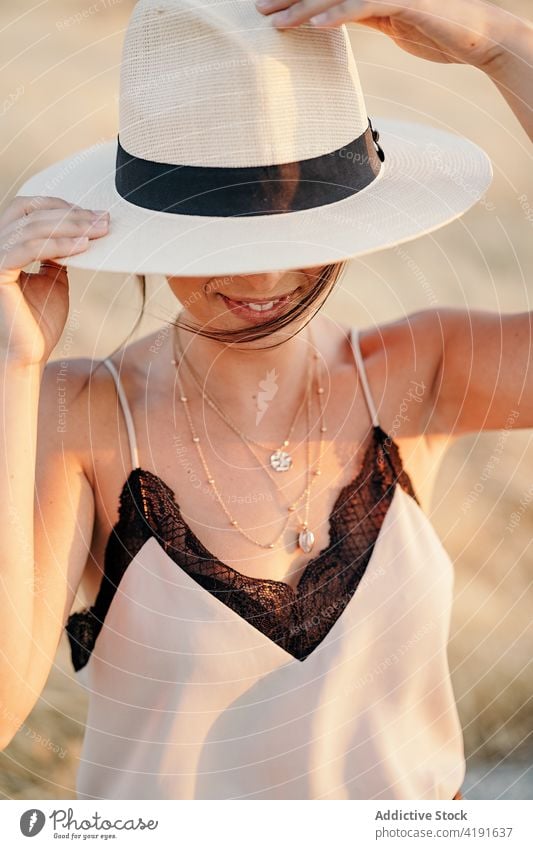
[
  {"x1": 298, "y1": 527, "x2": 315, "y2": 553},
  {"x1": 270, "y1": 449, "x2": 292, "y2": 472}
]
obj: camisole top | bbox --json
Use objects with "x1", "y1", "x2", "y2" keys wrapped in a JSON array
[{"x1": 65, "y1": 326, "x2": 466, "y2": 800}]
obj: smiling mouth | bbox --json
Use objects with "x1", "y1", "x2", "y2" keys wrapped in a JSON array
[{"x1": 219, "y1": 290, "x2": 297, "y2": 318}]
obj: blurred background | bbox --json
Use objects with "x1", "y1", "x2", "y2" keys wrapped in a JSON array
[{"x1": 0, "y1": 0, "x2": 532, "y2": 799}]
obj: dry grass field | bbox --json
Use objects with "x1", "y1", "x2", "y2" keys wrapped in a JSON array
[{"x1": 0, "y1": 0, "x2": 532, "y2": 799}]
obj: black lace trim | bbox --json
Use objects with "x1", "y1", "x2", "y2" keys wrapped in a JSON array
[
  {"x1": 66, "y1": 425, "x2": 419, "y2": 670},
  {"x1": 65, "y1": 472, "x2": 153, "y2": 671}
]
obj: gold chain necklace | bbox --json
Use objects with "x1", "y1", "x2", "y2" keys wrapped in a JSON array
[
  {"x1": 171, "y1": 330, "x2": 327, "y2": 552},
  {"x1": 173, "y1": 324, "x2": 317, "y2": 472},
  {"x1": 172, "y1": 324, "x2": 316, "y2": 516}
]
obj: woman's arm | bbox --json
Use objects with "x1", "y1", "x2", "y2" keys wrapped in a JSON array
[
  {"x1": 481, "y1": 8, "x2": 533, "y2": 139},
  {"x1": 255, "y1": 2, "x2": 533, "y2": 436},
  {"x1": 0, "y1": 357, "x2": 97, "y2": 750},
  {"x1": 415, "y1": 309, "x2": 533, "y2": 436},
  {"x1": 0, "y1": 197, "x2": 105, "y2": 749},
  {"x1": 255, "y1": 0, "x2": 533, "y2": 140}
]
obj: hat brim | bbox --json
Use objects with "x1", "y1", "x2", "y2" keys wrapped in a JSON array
[{"x1": 16, "y1": 118, "x2": 492, "y2": 277}]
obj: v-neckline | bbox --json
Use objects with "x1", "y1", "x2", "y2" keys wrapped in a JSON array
[
  {"x1": 131, "y1": 479, "x2": 401, "y2": 667},
  {"x1": 120, "y1": 424, "x2": 390, "y2": 596},
  {"x1": 67, "y1": 424, "x2": 420, "y2": 671},
  {"x1": 92, "y1": 476, "x2": 412, "y2": 669}
]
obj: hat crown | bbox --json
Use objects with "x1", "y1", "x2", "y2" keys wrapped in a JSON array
[{"x1": 119, "y1": 0, "x2": 369, "y2": 167}]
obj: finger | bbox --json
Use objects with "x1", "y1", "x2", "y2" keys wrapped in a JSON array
[
  {"x1": 307, "y1": 1, "x2": 404, "y2": 27},
  {"x1": 0, "y1": 236, "x2": 90, "y2": 282},
  {"x1": 38, "y1": 259, "x2": 64, "y2": 270},
  {"x1": 262, "y1": 0, "x2": 343, "y2": 27},
  {"x1": 0, "y1": 213, "x2": 109, "y2": 267},
  {"x1": 265, "y1": 0, "x2": 404, "y2": 28},
  {"x1": 38, "y1": 259, "x2": 68, "y2": 278},
  {"x1": 0, "y1": 195, "x2": 84, "y2": 230},
  {"x1": 10, "y1": 215, "x2": 109, "y2": 242},
  {"x1": 255, "y1": 0, "x2": 297, "y2": 13},
  {"x1": 13, "y1": 207, "x2": 108, "y2": 239},
  {"x1": 20, "y1": 261, "x2": 70, "y2": 292},
  {"x1": 20, "y1": 207, "x2": 105, "y2": 225},
  {"x1": 308, "y1": 2, "x2": 372, "y2": 28}
]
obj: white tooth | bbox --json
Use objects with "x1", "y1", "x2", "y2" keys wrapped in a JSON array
[{"x1": 247, "y1": 301, "x2": 275, "y2": 312}]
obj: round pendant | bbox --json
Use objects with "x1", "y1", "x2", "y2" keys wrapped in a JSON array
[
  {"x1": 270, "y1": 449, "x2": 292, "y2": 472},
  {"x1": 298, "y1": 528, "x2": 315, "y2": 553}
]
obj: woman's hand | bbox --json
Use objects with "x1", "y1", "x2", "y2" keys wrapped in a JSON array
[
  {"x1": 0, "y1": 196, "x2": 109, "y2": 366},
  {"x1": 256, "y1": 0, "x2": 514, "y2": 69},
  {"x1": 256, "y1": 0, "x2": 533, "y2": 139}
]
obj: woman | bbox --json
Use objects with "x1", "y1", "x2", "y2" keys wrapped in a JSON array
[{"x1": 0, "y1": 0, "x2": 531, "y2": 800}]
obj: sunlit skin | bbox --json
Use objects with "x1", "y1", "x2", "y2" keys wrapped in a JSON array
[
  {"x1": 165, "y1": 265, "x2": 333, "y2": 420},
  {"x1": 0, "y1": 0, "x2": 531, "y2": 751},
  {"x1": 166, "y1": 266, "x2": 327, "y2": 335}
]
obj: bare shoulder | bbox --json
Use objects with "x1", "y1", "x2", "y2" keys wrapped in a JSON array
[
  {"x1": 39, "y1": 329, "x2": 169, "y2": 481},
  {"x1": 356, "y1": 308, "x2": 460, "y2": 444},
  {"x1": 351, "y1": 309, "x2": 462, "y2": 509},
  {"x1": 39, "y1": 357, "x2": 99, "y2": 470},
  {"x1": 39, "y1": 350, "x2": 138, "y2": 486}
]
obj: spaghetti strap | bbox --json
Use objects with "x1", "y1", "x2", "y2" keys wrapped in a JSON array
[
  {"x1": 349, "y1": 326, "x2": 380, "y2": 429},
  {"x1": 101, "y1": 357, "x2": 140, "y2": 470}
]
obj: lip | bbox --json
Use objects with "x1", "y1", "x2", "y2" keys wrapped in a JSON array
[
  {"x1": 222, "y1": 292, "x2": 295, "y2": 304},
  {"x1": 219, "y1": 291, "x2": 296, "y2": 324}
]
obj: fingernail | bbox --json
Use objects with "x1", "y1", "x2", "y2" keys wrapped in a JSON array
[
  {"x1": 271, "y1": 11, "x2": 290, "y2": 25},
  {"x1": 310, "y1": 13, "x2": 329, "y2": 25},
  {"x1": 91, "y1": 209, "x2": 109, "y2": 217}
]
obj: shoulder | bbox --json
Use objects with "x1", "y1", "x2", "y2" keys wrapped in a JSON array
[
  {"x1": 38, "y1": 358, "x2": 112, "y2": 484},
  {"x1": 352, "y1": 308, "x2": 457, "y2": 443},
  {"x1": 40, "y1": 356, "x2": 102, "y2": 432},
  {"x1": 344, "y1": 309, "x2": 465, "y2": 510},
  {"x1": 41, "y1": 355, "x2": 122, "y2": 420},
  {"x1": 41, "y1": 329, "x2": 163, "y2": 409},
  {"x1": 40, "y1": 330, "x2": 166, "y2": 477},
  {"x1": 357, "y1": 307, "x2": 445, "y2": 368}
]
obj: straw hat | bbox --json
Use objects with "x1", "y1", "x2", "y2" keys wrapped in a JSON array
[{"x1": 16, "y1": 0, "x2": 492, "y2": 277}]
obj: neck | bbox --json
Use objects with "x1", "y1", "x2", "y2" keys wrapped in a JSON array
[{"x1": 172, "y1": 316, "x2": 321, "y2": 433}]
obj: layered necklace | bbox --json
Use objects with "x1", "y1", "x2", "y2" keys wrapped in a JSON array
[
  {"x1": 174, "y1": 332, "x2": 308, "y2": 473},
  {"x1": 171, "y1": 325, "x2": 327, "y2": 553}
]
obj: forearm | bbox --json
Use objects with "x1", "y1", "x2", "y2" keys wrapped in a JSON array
[
  {"x1": 0, "y1": 359, "x2": 42, "y2": 721},
  {"x1": 480, "y1": 5, "x2": 533, "y2": 140}
]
